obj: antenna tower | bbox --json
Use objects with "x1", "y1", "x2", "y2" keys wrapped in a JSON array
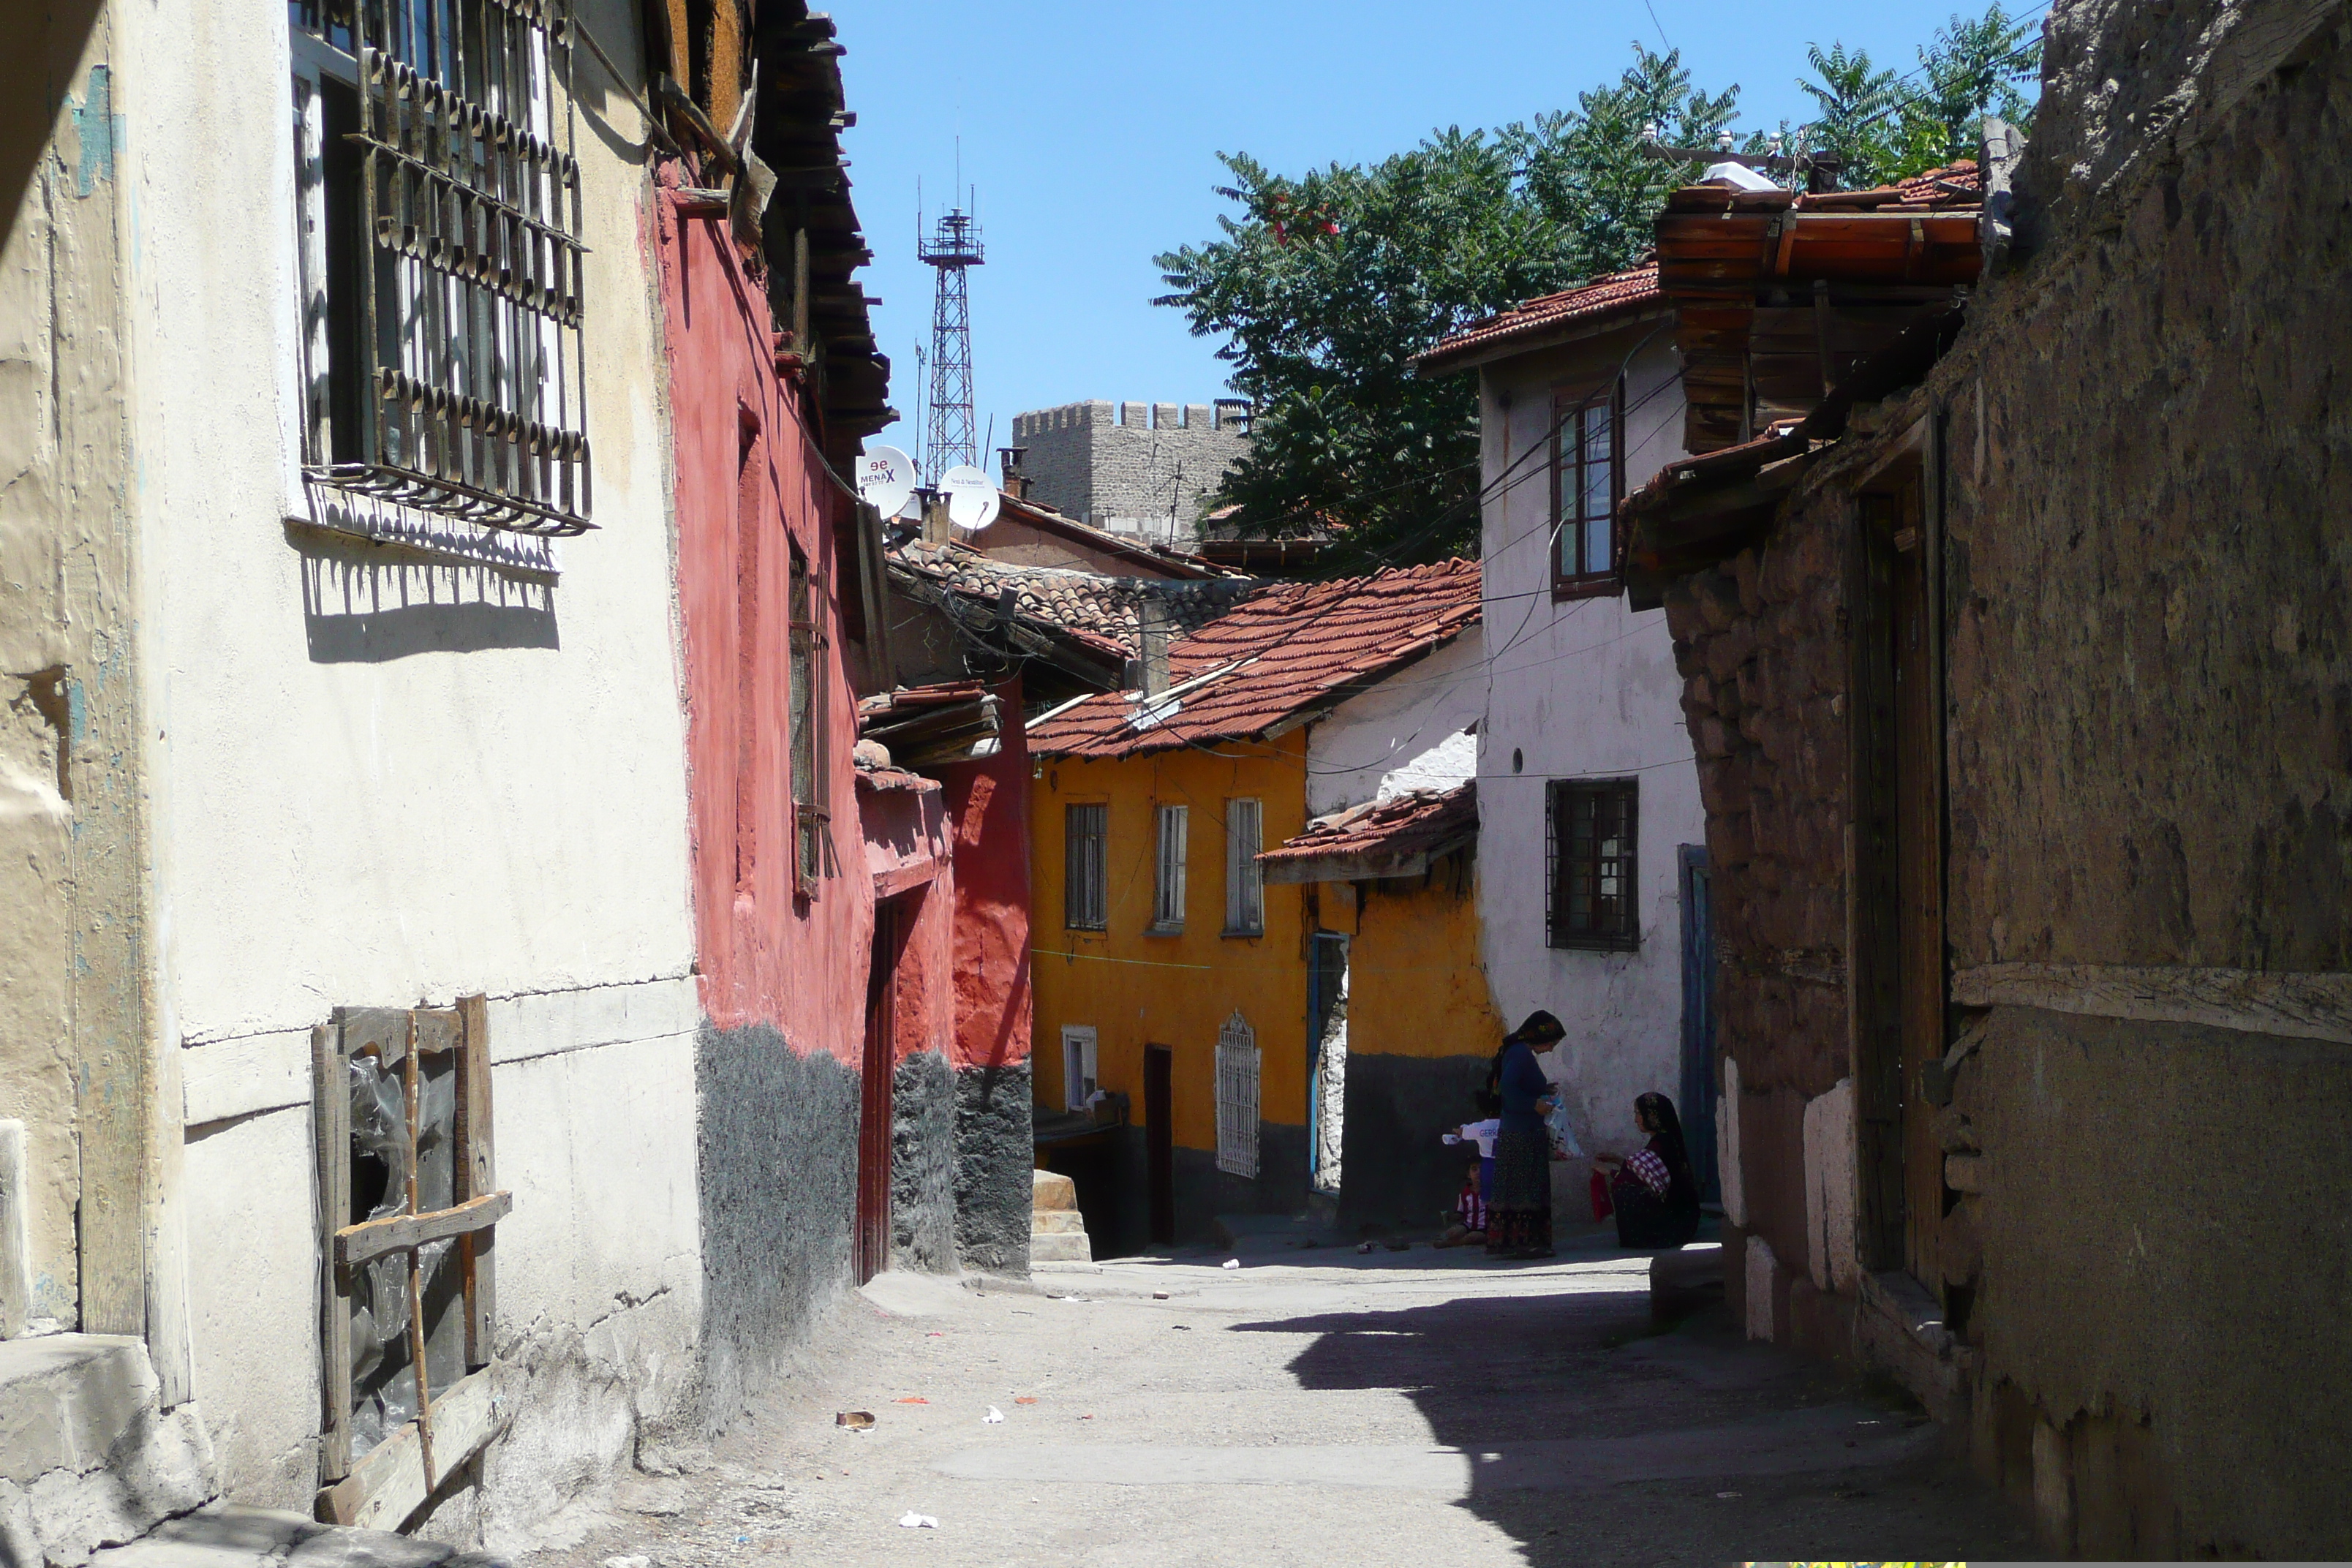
[{"x1": 918, "y1": 204, "x2": 984, "y2": 480}]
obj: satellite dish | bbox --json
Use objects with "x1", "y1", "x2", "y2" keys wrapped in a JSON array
[
  {"x1": 940, "y1": 464, "x2": 1000, "y2": 531},
  {"x1": 856, "y1": 445, "x2": 916, "y2": 518}
]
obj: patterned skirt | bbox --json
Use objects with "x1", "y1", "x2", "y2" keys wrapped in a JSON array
[{"x1": 1485, "y1": 1125, "x2": 1553, "y2": 1255}]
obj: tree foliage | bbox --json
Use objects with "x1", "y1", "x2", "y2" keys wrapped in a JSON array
[
  {"x1": 1153, "y1": 47, "x2": 1729, "y2": 568},
  {"x1": 1156, "y1": 12, "x2": 2040, "y2": 565}
]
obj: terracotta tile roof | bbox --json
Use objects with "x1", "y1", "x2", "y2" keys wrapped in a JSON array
[
  {"x1": 889, "y1": 540, "x2": 1257, "y2": 660},
  {"x1": 1419, "y1": 266, "x2": 1663, "y2": 374},
  {"x1": 1029, "y1": 559, "x2": 1482, "y2": 759},
  {"x1": 1258, "y1": 782, "x2": 1477, "y2": 880}
]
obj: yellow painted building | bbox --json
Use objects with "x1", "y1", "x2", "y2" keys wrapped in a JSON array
[{"x1": 1025, "y1": 561, "x2": 1488, "y2": 1248}]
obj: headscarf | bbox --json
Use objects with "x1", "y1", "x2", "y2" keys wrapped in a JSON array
[
  {"x1": 1504, "y1": 1010, "x2": 1566, "y2": 1047},
  {"x1": 1635, "y1": 1091, "x2": 1700, "y2": 1210}
]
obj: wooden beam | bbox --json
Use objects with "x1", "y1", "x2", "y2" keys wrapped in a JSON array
[
  {"x1": 455, "y1": 993, "x2": 496, "y2": 1371},
  {"x1": 314, "y1": 1367, "x2": 507, "y2": 1531},
  {"x1": 1950, "y1": 963, "x2": 2352, "y2": 1044},
  {"x1": 312, "y1": 1023, "x2": 353, "y2": 1481},
  {"x1": 334, "y1": 1191, "x2": 513, "y2": 1272}
]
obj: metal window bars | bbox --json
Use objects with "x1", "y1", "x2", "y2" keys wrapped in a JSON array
[
  {"x1": 304, "y1": 0, "x2": 592, "y2": 535},
  {"x1": 1215, "y1": 1010, "x2": 1261, "y2": 1179}
]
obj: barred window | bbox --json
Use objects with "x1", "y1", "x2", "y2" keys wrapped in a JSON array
[
  {"x1": 1547, "y1": 779, "x2": 1640, "y2": 949},
  {"x1": 1151, "y1": 804, "x2": 1189, "y2": 932},
  {"x1": 1063, "y1": 804, "x2": 1107, "y2": 931},
  {"x1": 1224, "y1": 798, "x2": 1264, "y2": 936},
  {"x1": 291, "y1": 1, "x2": 591, "y2": 536},
  {"x1": 789, "y1": 546, "x2": 829, "y2": 892},
  {"x1": 1215, "y1": 1010, "x2": 1260, "y2": 1179}
]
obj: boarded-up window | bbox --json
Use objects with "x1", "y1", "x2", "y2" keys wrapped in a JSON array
[
  {"x1": 1224, "y1": 798, "x2": 1264, "y2": 935},
  {"x1": 1548, "y1": 778, "x2": 1640, "y2": 949},
  {"x1": 1063, "y1": 804, "x2": 1108, "y2": 930},
  {"x1": 312, "y1": 1000, "x2": 509, "y2": 1529},
  {"x1": 1215, "y1": 1010, "x2": 1260, "y2": 1178},
  {"x1": 1152, "y1": 804, "x2": 1188, "y2": 931}
]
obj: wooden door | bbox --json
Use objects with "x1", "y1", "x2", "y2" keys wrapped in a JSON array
[
  {"x1": 1145, "y1": 1044, "x2": 1174, "y2": 1246},
  {"x1": 1678, "y1": 846, "x2": 1719, "y2": 1203},
  {"x1": 1891, "y1": 513, "x2": 1946, "y2": 1284},
  {"x1": 1850, "y1": 480, "x2": 1945, "y2": 1281},
  {"x1": 856, "y1": 900, "x2": 900, "y2": 1284}
]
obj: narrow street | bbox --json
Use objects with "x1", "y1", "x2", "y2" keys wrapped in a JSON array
[{"x1": 535, "y1": 1247, "x2": 2028, "y2": 1568}]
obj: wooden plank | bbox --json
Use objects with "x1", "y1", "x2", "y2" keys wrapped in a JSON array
[
  {"x1": 334, "y1": 1191, "x2": 513, "y2": 1271},
  {"x1": 312, "y1": 1023, "x2": 353, "y2": 1481},
  {"x1": 315, "y1": 1367, "x2": 506, "y2": 1531},
  {"x1": 412, "y1": 1008, "x2": 461, "y2": 1059},
  {"x1": 456, "y1": 993, "x2": 496, "y2": 1370},
  {"x1": 336, "y1": 1006, "x2": 412, "y2": 1068},
  {"x1": 1950, "y1": 963, "x2": 2352, "y2": 1044}
]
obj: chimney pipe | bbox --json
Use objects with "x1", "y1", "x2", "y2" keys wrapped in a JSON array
[{"x1": 1136, "y1": 599, "x2": 1172, "y2": 697}]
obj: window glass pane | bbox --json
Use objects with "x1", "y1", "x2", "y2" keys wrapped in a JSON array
[
  {"x1": 1585, "y1": 512, "x2": 1613, "y2": 576},
  {"x1": 1226, "y1": 799, "x2": 1263, "y2": 932}
]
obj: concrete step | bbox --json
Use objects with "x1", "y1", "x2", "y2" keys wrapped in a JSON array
[
  {"x1": 1029, "y1": 1231, "x2": 1093, "y2": 1263},
  {"x1": 1032, "y1": 1169, "x2": 1077, "y2": 1212},
  {"x1": 1031, "y1": 1210, "x2": 1086, "y2": 1235}
]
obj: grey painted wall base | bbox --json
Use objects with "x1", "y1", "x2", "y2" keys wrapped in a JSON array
[
  {"x1": 892, "y1": 1052, "x2": 957, "y2": 1273},
  {"x1": 953, "y1": 1062, "x2": 1033, "y2": 1275},
  {"x1": 695, "y1": 1022, "x2": 857, "y2": 1424},
  {"x1": 1341, "y1": 1054, "x2": 1491, "y2": 1234}
]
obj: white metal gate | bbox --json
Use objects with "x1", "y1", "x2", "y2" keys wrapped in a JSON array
[{"x1": 1215, "y1": 1010, "x2": 1260, "y2": 1178}]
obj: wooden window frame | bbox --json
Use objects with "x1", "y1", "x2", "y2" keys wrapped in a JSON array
[
  {"x1": 1063, "y1": 802, "x2": 1109, "y2": 931},
  {"x1": 1149, "y1": 802, "x2": 1189, "y2": 933},
  {"x1": 312, "y1": 998, "x2": 510, "y2": 1530},
  {"x1": 1550, "y1": 381, "x2": 1624, "y2": 599},
  {"x1": 1546, "y1": 777, "x2": 1640, "y2": 950},
  {"x1": 1060, "y1": 1025, "x2": 1100, "y2": 1111},
  {"x1": 790, "y1": 543, "x2": 832, "y2": 897},
  {"x1": 1223, "y1": 797, "x2": 1264, "y2": 937}
]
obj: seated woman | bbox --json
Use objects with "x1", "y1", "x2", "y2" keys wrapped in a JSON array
[{"x1": 1592, "y1": 1091, "x2": 1702, "y2": 1248}]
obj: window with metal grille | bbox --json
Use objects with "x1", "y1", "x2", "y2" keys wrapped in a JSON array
[
  {"x1": 1063, "y1": 804, "x2": 1107, "y2": 931},
  {"x1": 1215, "y1": 1010, "x2": 1260, "y2": 1178},
  {"x1": 1547, "y1": 779, "x2": 1640, "y2": 949},
  {"x1": 290, "y1": 0, "x2": 591, "y2": 536},
  {"x1": 1551, "y1": 382, "x2": 1621, "y2": 595},
  {"x1": 789, "y1": 546, "x2": 829, "y2": 892},
  {"x1": 1224, "y1": 798, "x2": 1264, "y2": 936},
  {"x1": 1151, "y1": 804, "x2": 1188, "y2": 932}
]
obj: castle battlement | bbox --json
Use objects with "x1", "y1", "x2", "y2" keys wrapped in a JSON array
[{"x1": 1008, "y1": 397, "x2": 1254, "y2": 546}]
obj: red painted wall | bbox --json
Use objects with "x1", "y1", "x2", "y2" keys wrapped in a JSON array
[
  {"x1": 654, "y1": 175, "x2": 870, "y2": 1060},
  {"x1": 933, "y1": 679, "x2": 1035, "y2": 1071},
  {"x1": 856, "y1": 771, "x2": 956, "y2": 1065}
]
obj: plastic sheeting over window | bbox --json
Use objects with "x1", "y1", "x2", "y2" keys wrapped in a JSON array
[{"x1": 345, "y1": 1050, "x2": 467, "y2": 1458}]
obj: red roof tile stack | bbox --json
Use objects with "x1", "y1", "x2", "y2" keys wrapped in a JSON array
[
  {"x1": 1419, "y1": 266, "x2": 1663, "y2": 373},
  {"x1": 1258, "y1": 782, "x2": 1477, "y2": 878},
  {"x1": 1029, "y1": 559, "x2": 1481, "y2": 759}
]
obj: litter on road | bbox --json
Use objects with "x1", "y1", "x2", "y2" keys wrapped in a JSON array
[
  {"x1": 984, "y1": 1406, "x2": 1005, "y2": 1423},
  {"x1": 898, "y1": 1512, "x2": 939, "y2": 1529},
  {"x1": 835, "y1": 1410, "x2": 875, "y2": 1430}
]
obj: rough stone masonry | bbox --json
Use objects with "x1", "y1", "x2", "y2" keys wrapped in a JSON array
[{"x1": 1011, "y1": 400, "x2": 1249, "y2": 543}]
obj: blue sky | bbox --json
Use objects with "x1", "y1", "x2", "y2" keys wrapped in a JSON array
[{"x1": 835, "y1": 2, "x2": 2038, "y2": 472}]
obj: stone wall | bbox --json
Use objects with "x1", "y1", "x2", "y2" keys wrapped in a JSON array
[{"x1": 1010, "y1": 400, "x2": 1249, "y2": 543}]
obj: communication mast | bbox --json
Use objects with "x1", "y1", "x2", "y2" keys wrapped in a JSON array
[{"x1": 917, "y1": 203, "x2": 984, "y2": 481}]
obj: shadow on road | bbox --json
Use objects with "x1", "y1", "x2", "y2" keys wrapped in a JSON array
[{"x1": 1227, "y1": 1271, "x2": 2029, "y2": 1567}]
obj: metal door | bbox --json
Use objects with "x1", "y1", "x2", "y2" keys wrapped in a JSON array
[
  {"x1": 1678, "y1": 845, "x2": 1719, "y2": 1203},
  {"x1": 856, "y1": 899, "x2": 900, "y2": 1284}
]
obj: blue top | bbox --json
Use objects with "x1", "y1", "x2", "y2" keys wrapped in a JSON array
[{"x1": 1496, "y1": 1041, "x2": 1551, "y2": 1134}]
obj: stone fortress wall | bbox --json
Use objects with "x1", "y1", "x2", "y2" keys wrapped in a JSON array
[{"x1": 1010, "y1": 399, "x2": 1250, "y2": 544}]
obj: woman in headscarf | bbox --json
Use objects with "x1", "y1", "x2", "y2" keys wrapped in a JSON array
[
  {"x1": 1594, "y1": 1091, "x2": 1703, "y2": 1248},
  {"x1": 1484, "y1": 1010, "x2": 1564, "y2": 1258}
]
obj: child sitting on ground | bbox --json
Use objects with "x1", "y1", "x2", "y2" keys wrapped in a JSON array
[{"x1": 1433, "y1": 1162, "x2": 1489, "y2": 1248}]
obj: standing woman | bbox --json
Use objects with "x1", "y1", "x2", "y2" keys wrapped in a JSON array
[{"x1": 1485, "y1": 1011, "x2": 1564, "y2": 1258}]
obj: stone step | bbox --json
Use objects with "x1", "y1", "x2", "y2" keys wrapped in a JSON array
[
  {"x1": 1030, "y1": 1231, "x2": 1093, "y2": 1264},
  {"x1": 1031, "y1": 1210, "x2": 1085, "y2": 1235},
  {"x1": 1032, "y1": 1169, "x2": 1077, "y2": 1212}
]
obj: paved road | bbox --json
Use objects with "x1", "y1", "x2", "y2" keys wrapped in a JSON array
[{"x1": 527, "y1": 1246, "x2": 2028, "y2": 1567}]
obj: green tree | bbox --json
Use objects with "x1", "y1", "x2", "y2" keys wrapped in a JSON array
[
  {"x1": 1801, "y1": 6, "x2": 2043, "y2": 186},
  {"x1": 1154, "y1": 47, "x2": 1733, "y2": 567}
]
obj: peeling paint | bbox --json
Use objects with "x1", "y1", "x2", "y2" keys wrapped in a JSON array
[{"x1": 69, "y1": 66, "x2": 118, "y2": 197}]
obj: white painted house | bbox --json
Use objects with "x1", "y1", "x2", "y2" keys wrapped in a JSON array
[{"x1": 1420, "y1": 267, "x2": 1716, "y2": 1183}]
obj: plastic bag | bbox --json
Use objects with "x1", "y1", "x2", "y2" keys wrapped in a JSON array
[{"x1": 1545, "y1": 1101, "x2": 1583, "y2": 1160}]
